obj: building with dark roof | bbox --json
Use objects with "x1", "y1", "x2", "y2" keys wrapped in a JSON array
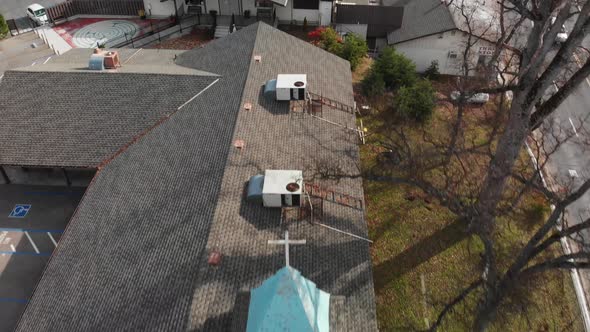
[
  {"x1": 335, "y1": 4, "x2": 403, "y2": 49},
  {"x1": 1, "y1": 22, "x2": 377, "y2": 331},
  {"x1": 334, "y1": 0, "x2": 499, "y2": 75}
]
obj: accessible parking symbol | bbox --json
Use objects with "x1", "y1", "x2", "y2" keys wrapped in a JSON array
[{"x1": 9, "y1": 204, "x2": 32, "y2": 218}]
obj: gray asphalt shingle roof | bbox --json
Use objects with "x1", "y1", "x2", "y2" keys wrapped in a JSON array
[
  {"x1": 13, "y1": 22, "x2": 377, "y2": 331},
  {"x1": 0, "y1": 52, "x2": 217, "y2": 167},
  {"x1": 335, "y1": 4, "x2": 404, "y2": 37},
  {"x1": 387, "y1": 0, "x2": 457, "y2": 44}
]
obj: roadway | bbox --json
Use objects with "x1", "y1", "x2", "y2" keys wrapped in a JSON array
[{"x1": 538, "y1": 28, "x2": 590, "y2": 329}]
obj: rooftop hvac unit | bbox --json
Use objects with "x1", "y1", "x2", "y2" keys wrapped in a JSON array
[
  {"x1": 264, "y1": 79, "x2": 277, "y2": 99},
  {"x1": 88, "y1": 54, "x2": 105, "y2": 70},
  {"x1": 103, "y1": 51, "x2": 121, "y2": 69},
  {"x1": 88, "y1": 49, "x2": 121, "y2": 70},
  {"x1": 276, "y1": 74, "x2": 307, "y2": 101},
  {"x1": 261, "y1": 170, "x2": 303, "y2": 208}
]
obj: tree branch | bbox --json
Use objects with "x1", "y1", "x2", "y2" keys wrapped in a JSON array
[
  {"x1": 530, "y1": 57, "x2": 590, "y2": 129},
  {"x1": 429, "y1": 279, "x2": 483, "y2": 332}
]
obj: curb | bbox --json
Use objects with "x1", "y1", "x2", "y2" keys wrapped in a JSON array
[{"x1": 525, "y1": 142, "x2": 590, "y2": 331}]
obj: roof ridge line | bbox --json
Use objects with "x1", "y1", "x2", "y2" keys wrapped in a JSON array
[{"x1": 6, "y1": 68, "x2": 221, "y2": 77}]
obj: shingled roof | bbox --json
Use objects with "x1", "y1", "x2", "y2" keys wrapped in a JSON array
[
  {"x1": 0, "y1": 49, "x2": 217, "y2": 167},
  {"x1": 12, "y1": 22, "x2": 377, "y2": 331},
  {"x1": 387, "y1": 0, "x2": 457, "y2": 44},
  {"x1": 335, "y1": 4, "x2": 404, "y2": 37}
]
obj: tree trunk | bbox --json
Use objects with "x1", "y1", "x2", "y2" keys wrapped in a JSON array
[
  {"x1": 474, "y1": 292, "x2": 500, "y2": 332},
  {"x1": 471, "y1": 90, "x2": 535, "y2": 330},
  {"x1": 474, "y1": 91, "x2": 532, "y2": 233}
]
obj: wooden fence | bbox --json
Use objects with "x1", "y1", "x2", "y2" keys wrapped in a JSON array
[{"x1": 47, "y1": 0, "x2": 145, "y2": 23}]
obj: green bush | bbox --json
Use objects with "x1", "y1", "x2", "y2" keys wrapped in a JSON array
[
  {"x1": 362, "y1": 68, "x2": 386, "y2": 98},
  {"x1": 374, "y1": 47, "x2": 417, "y2": 90},
  {"x1": 0, "y1": 14, "x2": 9, "y2": 39},
  {"x1": 340, "y1": 33, "x2": 368, "y2": 70},
  {"x1": 394, "y1": 79, "x2": 436, "y2": 122},
  {"x1": 424, "y1": 60, "x2": 440, "y2": 80}
]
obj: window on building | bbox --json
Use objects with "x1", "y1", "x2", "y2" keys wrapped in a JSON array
[
  {"x1": 477, "y1": 54, "x2": 492, "y2": 66},
  {"x1": 448, "y1": 51, "x2": 458, "y2": 59},
  {"x1": 293, "y1": 0, "x2": 319, "y2": 9}
]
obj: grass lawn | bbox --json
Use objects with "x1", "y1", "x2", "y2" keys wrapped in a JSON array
[{"x1": 356, "y1": 57, "x2": 584, "y2": 331}]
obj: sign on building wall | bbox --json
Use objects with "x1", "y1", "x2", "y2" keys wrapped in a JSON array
[{"x1": 479, "y1": 46, "x2": 495, "y2": 56}]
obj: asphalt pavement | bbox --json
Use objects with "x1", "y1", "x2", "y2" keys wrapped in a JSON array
[
  {"x1": 0, "y1": 0, "x2": 62, "y2": 23},
  {"x1": 544, "y1": 80, "x2": 590, "y2": 237},
  {"x1": 0, "y1": 0, "x2": 62, "y2": 32},
  {"x1": 0, "y1": 184, "x2": 85, "y2": 331},
  {"x1": 538, "y1": 41, "x2": 590, "y2": 328}
]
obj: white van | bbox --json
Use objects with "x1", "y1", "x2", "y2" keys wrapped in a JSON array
[{"x1": 26, "y1": 4, "x2": 48, "y2": 25}]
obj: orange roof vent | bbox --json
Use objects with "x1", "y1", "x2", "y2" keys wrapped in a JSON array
[
  {"x1": 234, "y1": 139, "x2": 245, "y2": 149},
  {"x1": 208, "y1": 250, "x2": 222, "y2": 266}
]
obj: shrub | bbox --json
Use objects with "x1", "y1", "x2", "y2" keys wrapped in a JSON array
[
  {"x1": 374, "y1": 47, "x2": 417, "y2": 90},
  {"x1": 362, "y1": 68, "x2": 385, "y2": 98},
  {"x1": 424, "y1": 60, "x2": 440, "y2": 80},
  {"x1": 303, "y1": 17, "x2": 308, "y2": 31},
  {"x1": 0, "y1": 14, "x2": 9, "y2": 39},
  {"x1": 394, "y1": 79, "x2": 436, "y2": 122},
  {"x1": 308, "y1": 26, "x2": 343, "y2": 54},
  {"x1": 340, "y1": 33, "x2": 368, "y2": 70}
]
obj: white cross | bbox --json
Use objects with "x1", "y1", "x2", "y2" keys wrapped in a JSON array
[{"x1": 267, "y1": 230, "x2": 306, "y2": 267}]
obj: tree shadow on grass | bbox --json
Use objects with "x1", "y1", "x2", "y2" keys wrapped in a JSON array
[{"x1": 373, "y1": 219, "x2": 470, "y2": 293}]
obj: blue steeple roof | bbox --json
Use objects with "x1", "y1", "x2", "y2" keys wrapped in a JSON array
[{"x1": 246, "y1": 266, "x2": 330, "y2": 332}]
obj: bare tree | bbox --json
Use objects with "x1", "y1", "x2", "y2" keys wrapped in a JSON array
[{"x1": 343, "y1": 0, "x2": 590, "y2": 330}]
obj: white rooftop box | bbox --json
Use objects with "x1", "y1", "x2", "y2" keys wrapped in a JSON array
[
  {"x1": 276, "y1": 74, "x2": 307, "y2": 101},
  {"x1": 262, "y1": 170, "x2": 303, "y2": 208}
]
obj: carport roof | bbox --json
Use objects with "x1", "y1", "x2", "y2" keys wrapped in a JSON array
[{"x1": 13, "y1": 23, "x2": 377, "y2": 331}]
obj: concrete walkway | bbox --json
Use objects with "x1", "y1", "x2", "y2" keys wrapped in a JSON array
[{"x1": 0, "y1": 32, "x2": 55, "y2": 77}]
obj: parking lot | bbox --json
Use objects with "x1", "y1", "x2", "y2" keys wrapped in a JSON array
[
  {"x1": 0, "y1": 184, "x2": 85, "y2": 331},
  {"x1": 0, "y1": 0, "x2": 62, "y2": 32}
]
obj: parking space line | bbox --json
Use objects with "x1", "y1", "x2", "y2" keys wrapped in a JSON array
[
  {"x1": 43, "y1": 56, "x2": 52, "y2": 64},
  {"x1": 24, "y1": 231, "x2": 39, "y2": 254},
  {"x1": 0, "y1": 251, "x2": 51, "y2": 256},
  {"x1": 47, "y1": 232, "x2": 57, "y2": 247},
  {"x1": 0, "y1": 298, "x2": 28, "y2": 303},
  {"x1": 10, "y1": 244, "x2": 16, "y2": 252},
  {"x1": 0, "y1": 228, "x2": 63, "y2": 234},
  {"x1": 569, "y1": 117, "x2": 579, "y2": 137}
]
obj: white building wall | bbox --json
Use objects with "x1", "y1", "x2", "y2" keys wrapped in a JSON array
[
  {"x1": 393, "y1": 30, "x2": 495, "y2": 76},
  {"x1": 204, "y1": 0, "x2": 219, "y2": 13},
  {"x1": 242, "y1": 0, "x2": 256, "y2": 16},
  {"x1": 144, "y1": 0, "x2": 183, "y2": 17},
  {"x1": 275, "y1": 2, "x2": 320, "y2": 24}
]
